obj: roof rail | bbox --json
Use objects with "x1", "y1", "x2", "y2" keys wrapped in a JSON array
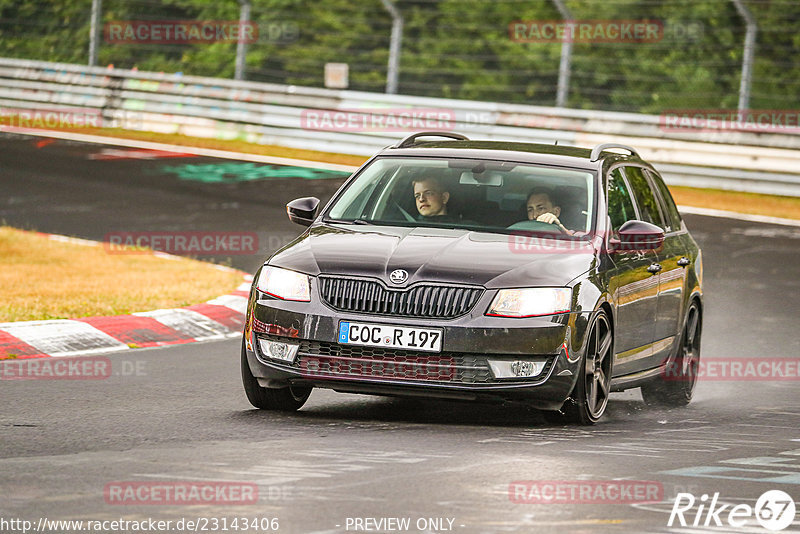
[
  {"x1": 394, "y1": 131, "x2": 469, "y2": 148},
  {"x1": 590, "y1": 143, "x2": 639, "y2": 162}
]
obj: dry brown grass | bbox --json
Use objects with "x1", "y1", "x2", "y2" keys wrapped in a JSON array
[
  {"x1": 0, "y1": 227, "x2": 244, "y2": 322},
  {"x1": 670, "y1": 186, "x2": 800, "y2": 220}
]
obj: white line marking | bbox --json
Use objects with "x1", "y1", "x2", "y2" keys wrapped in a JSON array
[
  {"x1": 44, "y1": 234, "x2": 101, "y2": 247},
  {"x1": 4, "y1": 127, "x2": 359, "y2": 172}
]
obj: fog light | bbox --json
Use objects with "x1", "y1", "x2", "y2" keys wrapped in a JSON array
[
  {"x1": 488, "y1": 359, "x2": 546, "y2": 379},
  {"x1": 258, "y1": 339, "x2": 299, "y2": 363}
]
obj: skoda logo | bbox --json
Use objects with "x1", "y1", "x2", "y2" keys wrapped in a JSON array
[{"x1": 389, "y1": 269, "x2": 409, "y2": 285}]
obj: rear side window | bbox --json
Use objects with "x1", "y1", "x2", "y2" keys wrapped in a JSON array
[
  {"x1": 623, "y1": 166, "x2": 665, "y2": 230},
  {"x1": 606, "y1": 168, "x2": 636, "y2": 233},
  {"x1": 647, "y1": 170, "x2": 682, "y2": 232}
]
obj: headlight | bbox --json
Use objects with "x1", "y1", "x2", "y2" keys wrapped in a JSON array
[
  {"x1": 256, "y1": 266, "x2": 311, "y2": 301},
  {"x1": 486, "y1": 288, "x2": 571, "y2": 317}
]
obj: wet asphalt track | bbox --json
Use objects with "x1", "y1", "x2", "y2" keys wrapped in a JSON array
[{"x1": 1, "y1": 133, "x2": 799, "y2": 533}]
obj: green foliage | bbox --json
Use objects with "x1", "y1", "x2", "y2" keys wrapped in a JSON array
[{"x1": 0, "y1": 0, "x2": 797, "y2": 112}]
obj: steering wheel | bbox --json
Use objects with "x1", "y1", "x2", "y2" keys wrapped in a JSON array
[{"x1": 506, "y1": 220, "x2": 563, "y2": 232}]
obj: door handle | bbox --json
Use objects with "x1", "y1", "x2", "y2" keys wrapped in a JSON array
[
  {"x1": 677, "y1": 257, "x2": 691, "y2": 267},
  {"x1": 647, "y1": 263, "x2": 662, "y2": 274}
]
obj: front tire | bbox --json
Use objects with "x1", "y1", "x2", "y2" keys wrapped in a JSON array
[
  {"x1": 547, "y1": 310, "x2": 613, "y2": 425},
  {"x1": 641, "y1": 301, "x2": 701, "y2": 407},
  {"x1": 241, "y1": 341, "x2": 311, "y2": 411}
]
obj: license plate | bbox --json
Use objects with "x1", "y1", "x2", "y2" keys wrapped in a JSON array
[{"x1": 338, "y1": 321, "x2": 443, "y2": 353}]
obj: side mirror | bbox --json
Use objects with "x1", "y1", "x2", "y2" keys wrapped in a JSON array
[
  {"x1": 609, "y1": 220, "x2": 664, "y2": 252},
  {"x1": 286, "y1": 197, "x2": 320, "y2": 227}
]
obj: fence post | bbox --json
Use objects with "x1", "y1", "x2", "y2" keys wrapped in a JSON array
[
  {"x1": 88, "y1": 0, "x2": 102, "y2": 66},
  {"x1": 731, "y1": 0, "x2": 757, "y2": 112},
  {"x1": 235, "y1": 0, "x2": 252, "y2": 81},
  {"x1": 380, "y1": 0, "x2": 403, "y2": 94},
  {"x1": 551, "y1": 0, "x2": 573, "y2": 108}
]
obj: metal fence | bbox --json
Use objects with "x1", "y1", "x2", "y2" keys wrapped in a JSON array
[
  {"x1": 1, "y1": 0, "x2": 799, "y2": 114},
  {"x1": 2, "y1": 57, "x2": 800, "y2": 196}
]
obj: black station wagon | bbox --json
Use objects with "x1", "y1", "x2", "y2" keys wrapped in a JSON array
[{"x1": 241, "y1": 132, "x2": 703, "y2": 424}]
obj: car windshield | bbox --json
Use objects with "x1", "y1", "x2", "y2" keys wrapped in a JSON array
[{"x1": 326, "y1": 157, "x2": 595, "y2": 238}]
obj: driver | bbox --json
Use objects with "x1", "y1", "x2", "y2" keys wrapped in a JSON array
[
  {"x1": 413, "y1": 177, "x2": 459, "y2": 222},
  {"x1": 526, "y1": 188, "x2": 573, "y2": 234}
]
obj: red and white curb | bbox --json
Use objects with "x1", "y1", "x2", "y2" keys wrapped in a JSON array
[{"x1": 0, "y1": 232, "x2": 253, "y2": 360}]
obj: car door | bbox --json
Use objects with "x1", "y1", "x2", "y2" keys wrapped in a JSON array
[
  {"x1": 646, "y1": 169, "x2": 688, "y2": 350},
  {"x1": 604, "y1": 166, "x2": 660, "y2": 377},
  {"x1": 622, "y1": 166, "x2": 679, "y2": 369}
]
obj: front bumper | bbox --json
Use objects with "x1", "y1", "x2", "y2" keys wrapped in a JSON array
[{"x1": 243, "y1": 289, "x2": 592, "y2": 410}]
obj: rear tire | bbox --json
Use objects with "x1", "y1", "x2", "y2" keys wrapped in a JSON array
[
  {"x1": 547, "y1": 310, "x2": 613, "y2": 425},
  {"x1": 641, "y1": 301, "x2": 701, "y2": 407},
  {"x1": 241, "y1": 341, "x2": 311, "y2": 411}
]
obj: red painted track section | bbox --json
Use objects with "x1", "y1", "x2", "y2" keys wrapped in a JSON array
[
  {"x1": 77, "y1": 315, "x2": 196, "y2": 347},
  {"x1": 0, "y1": 330, "x2": 47, "y2": 359}
]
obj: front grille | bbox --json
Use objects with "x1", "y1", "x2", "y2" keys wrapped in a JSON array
[
  {"x1": 258, "y1": 336, "x2": 555, "y2": 385},
  {"x1": 318, "y1": 276, "x2": 483, "y2": 319},
  {"x1": 297, "y1": 339, "x2": 494, "y2": 384}
]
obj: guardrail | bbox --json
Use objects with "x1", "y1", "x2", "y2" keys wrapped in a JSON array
[{"x1": 2, "y1": 57, "x2": 799, "y2": 196}]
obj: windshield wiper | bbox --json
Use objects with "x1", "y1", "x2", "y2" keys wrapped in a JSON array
[{"x1": 327, "y1": 218, "x2": 374, "y2": 225}]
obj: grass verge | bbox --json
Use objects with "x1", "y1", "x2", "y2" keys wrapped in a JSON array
[
  {"x1": 0, "y1": 227, "x2": 245, "y2": 322},
  {"x1": 670, "y1": 186, "x2": 800, "y2": 220}
]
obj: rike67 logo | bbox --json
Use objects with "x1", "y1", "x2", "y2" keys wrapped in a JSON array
[{"x1": 669, "y1": 490, "x2": 796, "y2": 531}]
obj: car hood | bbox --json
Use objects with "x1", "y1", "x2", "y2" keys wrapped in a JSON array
[{"x1": 269, "y1": 223, "x2": 597, "y2": 288}]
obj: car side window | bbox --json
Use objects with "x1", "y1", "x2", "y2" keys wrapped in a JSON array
[
  {"x1": 646, "y1": 169, "x2": 682, "y2": 232},
  {"x1": 623, "y1": 166, "x2": 666, "y2": 230},
  {"x1": 606, "y1": 168, "x2": 637, "y2": 234}
]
